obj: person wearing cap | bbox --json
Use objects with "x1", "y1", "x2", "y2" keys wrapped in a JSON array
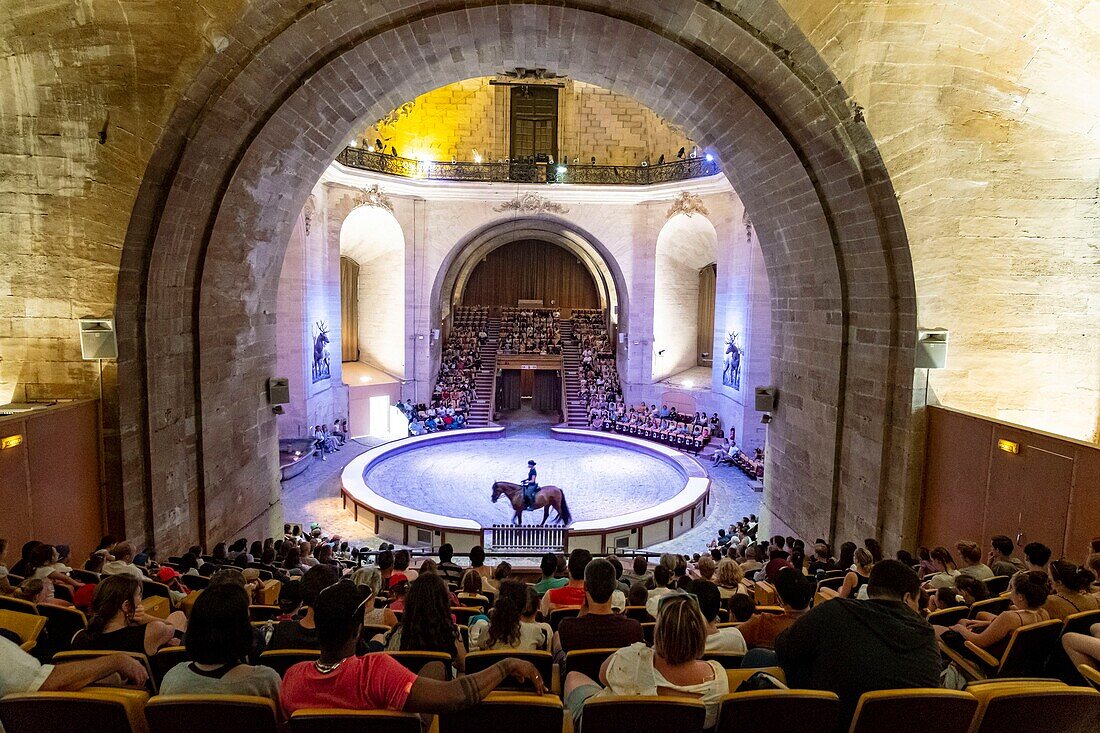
[
  {"x1": 521, "y1": 459, "x2": 539, "y2": 510},
  {"x1": 281, "y1": 581, "x2": 545, "y2": 719}
]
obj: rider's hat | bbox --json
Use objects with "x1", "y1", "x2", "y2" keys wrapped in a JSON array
[{"x1": 528, "y1": 460, "x2": 536, "y2": 466}]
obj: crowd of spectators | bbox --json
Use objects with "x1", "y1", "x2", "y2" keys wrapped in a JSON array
[
  {"x1": 402, "y1": 306, "x2": 487, "y2": 435},
  {"x1": 3, "y1": 525, "x2": 1099, "y2": 732},
  {"x1": 499, "y1": 306, "x2": 561, "y2": 354},
  {"x1": 595, "y1": 403, "x2": 719, "y2": 453}
]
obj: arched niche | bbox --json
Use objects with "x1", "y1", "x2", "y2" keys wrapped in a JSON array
[
  {"x1": 339, "y1": 205, "x2": 406, "y2": 377},
  {"x1": 652, "y1": 213, "x2": 719, "y2": 382}
]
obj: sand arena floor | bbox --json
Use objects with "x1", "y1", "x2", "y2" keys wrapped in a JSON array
[{"x1": 362, "y1": 433, "x2": 684, "y2": 525}]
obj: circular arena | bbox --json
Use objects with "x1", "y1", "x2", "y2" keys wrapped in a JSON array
[{"x1": 341, "y1": 427, "x2": 711, "y2": 555}]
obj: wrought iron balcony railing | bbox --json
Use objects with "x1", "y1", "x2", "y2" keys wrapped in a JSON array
[{"x1": 334, "y1": 146, "x2": 720, "y2": 185}]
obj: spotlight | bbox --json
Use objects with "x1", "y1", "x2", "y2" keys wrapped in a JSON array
[
  {"x1": 705, "y1": 153, "x2": 714, "y2": 163},
  {"x1": 367, "y1": 145, "x2": 375, "y2": 152},
  {"x1": 451, "y1": 156, "x2": 457, "y2": 164},
  {"x1": 573, "y1": 157, "x2": 579, "y2": 165},
  {"x1": 472, "y1": 149, "x2": 482, "y2": 163},
  {"x1": 657, "y1": 154, "x2": 665, "y2": 165},
  {"x1": 677, "y1": 147, "x2": 686, "y2": 159},
  {"x1": 556, "y1": 165, "x2": 567, "y2": 175}
]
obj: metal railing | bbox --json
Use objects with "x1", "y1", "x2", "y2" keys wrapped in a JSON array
[
  {"x1": 335, "y1": 146, "x2": 720, "y2": 185},
  {"x1": 487, "y1": 524, "x2": 568, "y2": 552}
]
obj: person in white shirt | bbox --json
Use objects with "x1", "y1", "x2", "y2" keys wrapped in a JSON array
[
  {"x1": 0, "y1": 635, "x2": 148, "y2": 721},
  {"x1": 692, "y1": 579, "x2": 747, "y2": 654},
  {"x1": 645, "y1": 565, "x2": 674, "y2": 618},
  {"x1": 471, "y1": 580, "x2": 553, "y2": 651},
  {"x1": 102, "y1": 541, "x2": 146, "y2": 581}
]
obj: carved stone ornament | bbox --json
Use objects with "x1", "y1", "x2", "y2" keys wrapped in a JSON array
[
  {"x1": 493, "y1": 192, "x2": 570, "y2": 215},
  {"x1": 667, "y1": 191, "x2": 709, "y2": 219},
  {"x1": 302, "y1": 194, "x2": 317, "y2": 236},
  {"x1": 353, "y1": 184, "x2": 394, "y2": 214}
]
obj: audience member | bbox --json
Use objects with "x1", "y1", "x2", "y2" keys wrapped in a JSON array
[
  {"x1": 838, "y1": 548, "x2": 874, "y2": 598},
  {"x1": 923, "y1": 546, "x2": 959, "y2": 589},
  {"x1": 542, "y1": 549, "x2": 590, "y2": 614},
  {"x1": 437, "y1": 543, "x2": 464, "y2": 586},
  {"x1": 555, "y1": 558, "x2": 643, "y2": 657},
  {"x1": 102, "y1": 542, "x2": 146, "y2": 580},
  {"x1": 1024, "y1": 542, "x2": 1052, "y2": 573},
  {"x1": 1044, "y1": 561, "x2": 1098, "y2": 620},
  {"x1": 0, "y1": 636, "x2": 148, "y2": 699},
  {"x1": 691, "y1": 579, "x2": 746, "y2": 653},
  {"x1": 72, "y1": 575, "x2": 186, "y2": 657},
  {"x1": 267, "y1": 564, "x2": 340, "y2": 650},
  {"x1": 954, "y1": 541, "x2": 994, "y2": 581},
  {"x1": 533, "y1": 552, "x2": 568, "y2": 596},
  {"x1": 988, "y1": 535, "x2": 1025, "y2": 577},
  {"x1": 621, "y1": 555, "x2": 651, "y2": 588},
  {"x1": 938, "y1": 571, "x2": 1051, "y2": 654},
  {"x1": 776, "y1": 560, "x2": 939, "y2": 732},
  {"x1": 472, "y1": 579, "x2": 552, "y2": 651},
  {"x1": 738, "y1": 567, "x2": 812, "y2": 650},
  {"x1": 384, "y1": 574, "x2": 466, "y2": 671}
]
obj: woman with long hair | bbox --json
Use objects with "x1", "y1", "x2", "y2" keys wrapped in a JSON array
[
  {"x1": 472, "y1": 579, "x2": 551, "y2": 651},
  {"x1": 714, "y1": 559, "x2": 752, "y2": 600},
  {"x1": 837, "y1": 542, "x2": 857, "y2": 572},
  {"x1": 1046, "y1": 561, "x2": 1099, "y2": 620},
  {"x1": 924, "y1": 546, "x2": 960, "y2": 590},
  {"x1": 385, "y1": 573, "x2": 465, "y2": 671},
  {"x1": 838, "y1": 548, "x2": 874, "y2": 598},
  {"x1": 25, "y1": 544, "x2": 83, "y2": 591},
  {"x1": 939, "y1": 571, "x2": 1051, "y2": 655},
  {"x1": 282, "y1": 546, "x2": 305, "y2": 577},
  {"x1": 72, "y1": 575, "x2": 186, "y2": 656},
  {"x1": 563, "y1": 593, "x2": 729, "y2": 729}
]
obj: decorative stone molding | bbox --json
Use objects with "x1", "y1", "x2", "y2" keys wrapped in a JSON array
[
  {"x1": 352, "y1": 184, "x2": 394, "y2": 214},
  {"x1": 492, "y1": 192, "x2": 570, "y2": 215},
  {"x1": 667, "y1": 191, "x2": 709, "y2": 219},
  {"x1": 303, "y1": 194, "x2": 317, "y2": 236}
]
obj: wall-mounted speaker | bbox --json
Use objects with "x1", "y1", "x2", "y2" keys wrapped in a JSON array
[
  {"x1": 755, "y1": 386, "x2": 778, "y2": 412},
  {"x1": 916, "y1": 329, "x2": 949, "y2": 369},
  {"x1": 78, "y1": 316, "x2": 117, "y2": 360},
  {"x1": 268, "y1": 377, "x2": 290, "y2": 405},
  {"x1": 432, "y1": 329, "x2": 440, "y2": 341}
]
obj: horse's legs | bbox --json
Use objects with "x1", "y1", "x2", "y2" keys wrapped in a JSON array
[{"x1": 540, "y1": 504, "x2": 549, "y2": 526}]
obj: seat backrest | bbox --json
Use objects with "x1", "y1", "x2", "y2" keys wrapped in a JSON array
[
  {"x1": 970, "y1": 685, "x2": 1100, "y2": 733},
  {"x1": 927, "y1": 606, "x2": 970, "y2": 627},
  {"x1": 996, "y1": 620, "x2": 1062, "y2": 677},
  {"x1": 450, "y1": 607, "x2": 484, "y2": 626},
  {"x1": 816, "y1": 576, "x2": 845, "y2": 592},
  {"x1": 142, "y1": 579, "x2": 172, "y2": 601},
  {"x1": 180, "y1": 574, "x2": 209, "y2": 591},
  {"x1": 624, "y1": 606, "x2": 652, "y2": 622},
  {"x1": 754, "y1": 582, "x2": 777, "y2": 605},
  {"x1": 549, "y1": 607, "x2": 580, "y2": 630},
  {"x1": 465, "y1": 650, "x2": 554, "y2": 691},
  {"x1": 983, "y1": 575, "x2": 1011, "y2": 595},
  {"x1": 0, "y1": 690, "x2": 149, "y2": 733},
  {"x1": 702, "y1": 652, "x2": 745, "y2": 670},
  {"x1": 385, "y1": 650, "x2": 453, "y2": 678},
  {"x1": 51, "y1": 649, "x2": 158, "y2": 693},
  {"x1": 717, "y1": 690, "x2": 839, "y2": 733},
  {"x1": 969, "y1": 597, "x2": 1011, "y2": 619},
  {"x1": 0, "y1": 596, "x2": 41, "y2": 616},
  {"x1": 754, "y1": 606, "x2": 785, "y2": 615},
  {"x1": 150, "y1": 646, "x2": 190, "y2": 687},
  {"x1": 580, "y1": 695, "x2": 705, "y2": 733},
  {"x1": 258, "y1": 648, "x2": 319, "y2": 677},
  {"x1": 439, "y1": 692, "x2": 563, "y2": 733},
  {"x1": 69, "y1": 569, "x2": 101, "y2": 585},
  {"x1": 146, "y1": 695, "x2": 278, "y2": 733},
  {"x1": 564, "y1": 648, "x2": 619, "y2": 685},
  {"x1": 248, "y1": 604, "x2": 282, "y2": 622},
  {"x1": 0, "y1": 608, "x2": 48, "y2": 643},
  {"x1": 289, "y1": 709, "x2": 422, "y2": 733},
  {"x1": 1063, "y1": 609, "x2": 1100, "y2": 637},
  {"x1": 641, "y1": 621, "x2": 656, "y2": 645},
  {"x1": 849, "y1": 689, "x2": 978, "y2": 733}
]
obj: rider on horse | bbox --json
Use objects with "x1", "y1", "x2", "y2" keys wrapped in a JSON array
[{"x1": 521, "y1": 460, "x2": 539, "y2": 511}]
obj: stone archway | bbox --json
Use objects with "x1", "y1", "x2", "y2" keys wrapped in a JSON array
[{"x1": 114, "y1": 0, "x2": 917, "y2": 553}]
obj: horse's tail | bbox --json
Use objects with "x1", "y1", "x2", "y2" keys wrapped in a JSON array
[{"x1": 558, "y1": 492, "x2": 572, "y2": 525}]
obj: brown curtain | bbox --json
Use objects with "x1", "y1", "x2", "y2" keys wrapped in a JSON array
[
  {"x1": 498, "y1": 370, "x2": 521, "y2": 410},
  {"x1": 340, "y1": 256, "x2": 360, "y2": 362},
  {"x1": 697, "y1": 263, "x2": 717, "y2": 366},
  {"x1": 462, "y1": 239, "x2": 600, "y2": 308},
  {"x1": 533, "y1": 370, "x2": 561, "y2": 414}
]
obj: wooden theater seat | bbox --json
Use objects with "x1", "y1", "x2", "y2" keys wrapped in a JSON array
[
  {"x1": 258, "y1": 648, "x2": 319, "y2": 677},
  {"x1": 967, "y1": 597, "x2": 1011, "y2": 620},
  {"x1": 927, "y1": 606, "x2": 970, "y2": 628},
  {"x1": 0, "y1": 689, "x2": 149, "y2": 733},
  {"x1": 580, "y1": 695, "x2": 706, "y2": 733},
  {"x1": 1079, "y1": 664, "x2": 1100, "y2": 691},
  {"x1": 848, "y1": 689, "x2": 978, "y2": 733},
  {"x1": 702, "y1": 652, "x2": 746, "y2": 670},
  {"x1": 939, "y1": 620, "x2": 1062, "y2": 681},
  {"x1": 548, "y1": 607, "x2": 581, "y2": 631},
  {"x1": 563, "y1": 648, "x2": 619, "y2": 690},
  {"x1": 150, "y1": 646, "x2": 189, "y2": 688},
  {"x1": 0, "y1": 609, "x2": 48, "y2": 653},
  {"x1": 51, "y1": 649, "x2": 158, "y2": 693},
  {"x1": 290, "y1": 709, "x2": 421, "y2": 733},
  {"x1": 248, "y1": 604, "x2": 282, "y2": 622},
  {"x1": 967, "y1": 681, "x2": 1100, "y2": 733},
  {"x1": 464, "y1": 650, "x2": 555, "y2": 693},
  {"x1": 716, "y1": 689, "x2": 840, "y2": 733},
  {"x1": 440, "y1": 692, "x2": 563, "y2": 733},
  {"x1": 0, "y1": 597, "x2": 41, "y2": 616},
  {"x1": 35, "y1": 603, "x2": 87, "y2": 655},
  {"x1": 145, "y1": 694, "x2": 279, "y2": 733},
  {"x1": 385, "y1": 650, "x2": 454, "y2": 678}
]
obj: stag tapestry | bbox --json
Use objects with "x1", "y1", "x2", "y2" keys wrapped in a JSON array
[
  {"x1": 722, "y1": 331, "x2": 743, "y2": 391},
  {"x1": 312, "y1": 321, "x2": 331, "y2": 383}
]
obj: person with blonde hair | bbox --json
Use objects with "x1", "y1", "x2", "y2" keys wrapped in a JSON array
[
  {"x1": 838, "y1": 548, "x2": 874, "y2": 599},
  {"x1": 714, "y1": 558, "x2": 751, "y2": 599},
  {"x1": 694, "y1": 555, "x2": 717, "y2": 581},
  {"x1": 563, "y1": 592, "x2": 729, "y2": 728}
]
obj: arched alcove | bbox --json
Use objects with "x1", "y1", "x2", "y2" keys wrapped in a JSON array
[
  {"x1": 652, "y1": 213, "x2": 719, "y2": 382},
  {"x1": 114, "y1": 0, "x2": 917, "y2": 552},
  {"x1": 339, "y1": 205, "x2": 405, "y2": 377}
]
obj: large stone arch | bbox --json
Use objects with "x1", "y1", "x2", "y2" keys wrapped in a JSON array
[{"x1": 114, "y1": 0, "x2": 917, "y2": 552}]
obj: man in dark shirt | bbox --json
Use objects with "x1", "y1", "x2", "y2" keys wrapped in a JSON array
[
  {"x1": 267, "y1": 564, "x2": 340, "y2": 650},
  {"x1": 775, "y1": 560, "x2": 940, "y2": 732},
  {"x1": 762, "y1": 546, "x2": 791, "y2": 583},
  {"x1": 553, "y1": 558, "x2": 643, "y2": 661},
  {"x1": 437, "y1": 543, "x2": 464, "y2": 587}
]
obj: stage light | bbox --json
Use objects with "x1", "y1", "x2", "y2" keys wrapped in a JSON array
[
  {"x1": 590, "y1": 156, "x2": 596, "y2": 165},
  {"x1": 683, "y1": 379, "x2": 694, "y2": 389},
  {"x1": 473, "y1": 151, "x2": 483, "y2": 164},
  {"x1": 556, "y1": 165, "x2": 567, "y2": 175},
  {"x1": 705, "y1": 153, "x2": 714, "y2": 162},
  {"x1": 367, "y1": 145, "x2": 375, "y2": 152}
]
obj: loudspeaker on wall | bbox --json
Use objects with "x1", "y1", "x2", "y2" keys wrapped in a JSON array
[
  {"x1": 79, "y1": 316, "x2": 117, "y2": 360},
  {"x1": 268, "y1": 377, "x2": 290, "y2": 405},
  {"x1": 755, "y1": 386, "x2": 777, "y2": 412}
]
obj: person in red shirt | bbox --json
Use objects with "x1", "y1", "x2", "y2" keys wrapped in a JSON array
[
  {"x1": 281, "y1": 581, "x2": 545, "y2": 720},
  {"x1": 540, "y1": 549, "x2": 591, "y2": 616}
]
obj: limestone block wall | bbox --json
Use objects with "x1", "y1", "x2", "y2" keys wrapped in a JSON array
[
  {"x1": 356, "y1": 77, "x2": 696, "y2": 166},
  {"x1": 779, "y1": 0, "x2": 1100, "y2": 444}
]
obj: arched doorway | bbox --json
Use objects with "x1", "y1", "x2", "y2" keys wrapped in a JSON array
[{"x1": 114, "y1": 1, "x2": 917, "y2": 551}]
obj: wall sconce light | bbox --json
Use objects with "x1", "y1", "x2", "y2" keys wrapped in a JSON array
[
  {"x1": 2, "y1": 434, "x2": 24, "y2": 449},
  {"x1": 997, "y1": 439, "x2": 1019, "y2": 454}
]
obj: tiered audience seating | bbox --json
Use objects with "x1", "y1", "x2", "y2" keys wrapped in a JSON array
[
  {"x1": 403, "y1": 306, "x2": 486, "y2": 434},
  {"x1": 499, "y1": 307, "x2": 561, "y2": 354}
]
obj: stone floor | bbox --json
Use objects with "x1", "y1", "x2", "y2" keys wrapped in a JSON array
[{"x1": 279, "y1": 409, "x2": 760, "y2": 554}]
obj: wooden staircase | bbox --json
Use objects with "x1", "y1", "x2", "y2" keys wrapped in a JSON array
[
  {"x1": 560, "y1": 320, "x2": 589, "y2": 428},
  {"x1": 465, "y1": 316, "x2": 499, "y2": 427}
]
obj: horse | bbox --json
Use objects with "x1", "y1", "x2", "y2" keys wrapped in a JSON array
[{"x1": 491, "y1": 482, "x2": 572, "y2": 526}]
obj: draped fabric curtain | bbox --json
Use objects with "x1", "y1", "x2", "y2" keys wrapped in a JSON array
[
  {"x1": 697, "y1": 263, "x2": 717, "y2": 366},
  {"x1": 462, "y1": 239, "x2": 600, "y2": 308},
  {"x1": 340, "y1": 256, "x2": 360, "y2": 362},
  {"x1": 498, "y1": 370, "x2": 521, "y2": 410},
  {"x1": 533, "y1": 370, "x2": 561, "y2": 414}
]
